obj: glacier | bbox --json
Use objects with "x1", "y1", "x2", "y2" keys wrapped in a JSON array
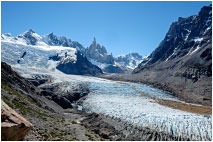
[
  {"x1": 8, "y1": 61, "x2": 212, "y2": 141},
  {"x1": 81, "y1": 81, "x2": 212, "y2": 141},
  {"x1": 1, "y1": 34, "x2": 212, "y2": 141}
]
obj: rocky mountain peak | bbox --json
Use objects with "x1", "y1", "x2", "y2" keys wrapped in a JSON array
[
  {"x1": 131, "y1": 5, "x2": 212, "y2": 107},
  {"x1": 85, "y1": 38, "x2": 114, "y2": 64},
  {"x1": 137, "y1": 4, "x2": 212, "y2": 67},
  {"x1": 199, "y1": 4, "x2": 212, "y2": 16},
  {"x1": 4, "y1": 33, "x2": 12, "y2": 37},
  {"x1": 20, "y1": 29, "x2": 36, "y2": 36},
  {"x1": 47, "y1": 32, "x2": 54, "y2": 37},
  {"x1": 178, "y1": 17, "x2": 185, "y2": 22},
  {"x1": 28, "y1": 29, "x2": 35, "y2": 33},
  {"x1": 93, "y1": 37, "x2": 96, "y2": 45},
  {"x1": 16, "y1": 29, "x2": 41, "y2": 45},
  {"x1": 115, "y1": 53, "x2": 143, "y2": 69},
  {"x1": 45, "y1": 32, "x2": 60, "y2": 45},
  {"x1": 1, "y1": 33, "x2": 12, "y2": 40}
]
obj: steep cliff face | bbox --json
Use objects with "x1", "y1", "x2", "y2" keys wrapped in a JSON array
[
  {"x1": 85, "y1": 37, "x2": 114, "y2": 64},
  {"x1": 56, "y1": 51, "x2": 103, "y2": 76},
  {"x1": 85, "y1": 38, "x2": 143, "y2": 73},
  {"x1": 132, "y1": 5, "x2": 212, "y2": 106},
  {"x1": 134, "y1": 5, "x2": 211, "y2": 72},
  {"x1": 85, "y1": 38, "x2": 125, "y2": 73}
]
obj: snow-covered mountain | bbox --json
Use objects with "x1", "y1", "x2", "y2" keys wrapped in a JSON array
[
  {"x1": 85, "y1": 38, "x2": 143, "y2": 73},
  {"x1": 1, "y1": 30, "x2": 103, "y2": 76},
  {"x1": 85, "y1": 37, "x2": 114, "y2": 64},
  {"x1": 1, "y1": 30, "x2": 143, "y2": 74},
  {"x1": 115, "y1": 53, "x2": 143, "y2": 69},
  {"x1": 84, "y1": 38, "x2": 124, "y2": 73},
  {"x1": 13, "y1": 29, "x2": 86, "y2": 52}
]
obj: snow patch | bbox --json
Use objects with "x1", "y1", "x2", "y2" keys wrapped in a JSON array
[
  {"x1": 89, "y1": 59, "x2": 111, "y2": 70},
  {"x1": 165, "y1": 48, "x2": 177, "y2": 62},
  {"x1": 193, "y1": 37, "x2": 203, "y2": 42},
  {"x1": 187, "y1": 45, "x2": 201, "y2": 56}
]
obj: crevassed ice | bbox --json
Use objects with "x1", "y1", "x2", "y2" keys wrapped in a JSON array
[
  {"x1": 1, "y1": 39, "x2": 212, "y2": 141},
  {"x1": 1, "y1": 41, "x2": 77, "y2": 68},
  {"x1": 7, "y1": 63, "x2": 213, "y2": 141},
  {"x1": 81, "y1": 81, "x2": 212, "y2": 141}
]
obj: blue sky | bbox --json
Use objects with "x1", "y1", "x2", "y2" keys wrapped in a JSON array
[{"x1": 1, "y1": 1, "x2": 211, "y2": 57}]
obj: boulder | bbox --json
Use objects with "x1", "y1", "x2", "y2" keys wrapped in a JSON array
[{"x1": 1, "y1": 101, "x2": 32, "y2": 141}]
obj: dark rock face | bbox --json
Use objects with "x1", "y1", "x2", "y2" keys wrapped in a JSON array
[
  {"x1": 56, "y1": 51, "x2": 103, "y2": 76},
  {"x1": 1, "y1": 62, "x2": 36, "y2": 94},
  {"x1": 85, "y1": 38, "x2": 139, "y2": 73},
  {"x1": 103, "y1": 65, "x2": 125, "y2": 73},
  {"x1": 85, "y1": 37, "x2": 114, "y2": 64},
  {"x1": 27, "y1": 78, "x2": 49, "y2": 87},
  {"x1": 46, "y1": 33, "x2": 85, "y2": 52},
  {"x1": 51, "y1": 95, "x2": 73, "y2": 109},
  {"x1": 133, "y1": 5, "x2": 212, "y2": 106},
  {"x1": 1, "y1": 61, "x2": 91, "y2": 111},
  {"x1": 1, "y1": 62, "x2": 54, "y2": 111},
  {"x1": 135, "y1": 5, "x2": 212, "y2": 70},
  {"x1": 17, "y1": 29, "x2": 38, "y2": 45},
  {"x1": 48, "y1": 54, "x2": 61, "y2": 61}
]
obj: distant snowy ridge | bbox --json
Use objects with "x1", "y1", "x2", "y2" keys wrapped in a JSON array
[
  {"x1": 4, "y1": 29, "x2": 86, "y2": 52},
  {"x1": 115, "y1": 53, "x2": 143, "y2": 69},
  {"x1": 2, "y1": 30, "x2": 143, "y2": 73},
  {"x1": 1, "y1": 30, "x2": 103, "y2": 76},
  {"x1": 85, "y1": 38, "x2": 143, "y2": 73}
]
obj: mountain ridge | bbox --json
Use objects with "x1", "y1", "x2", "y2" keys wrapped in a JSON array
[
  {"x1": 102, "y1": 4, "x2": 212, "y2": 106},
  {"x1": 2, "y1": 30, "x2": 143, "y2": 73}
]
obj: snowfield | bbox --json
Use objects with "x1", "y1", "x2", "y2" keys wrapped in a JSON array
[
  {"x1": 1, "y1": 40, "x2": 77, "y2": 68},
  {"x1": 1, "y1": 36, "x2": 212, "y2": 141}
]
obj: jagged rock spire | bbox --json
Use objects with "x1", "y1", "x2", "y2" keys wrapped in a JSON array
[
  {"x1": 93, "y1": 37, "x2": 96, "y2": 45},
  {"x1": 28, "y1": 29, "x2": 35, "y2": 33}
]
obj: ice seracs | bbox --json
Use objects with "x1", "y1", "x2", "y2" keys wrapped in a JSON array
[{"x1": 82, "y1": 81, "x2": 212, "y2": 141}]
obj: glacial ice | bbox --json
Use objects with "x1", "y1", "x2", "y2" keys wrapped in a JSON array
[
  {"x1": 81, "y1": 81, "x2": 212, "y2": 141},
  {"x1": 1, "y1": 39, "x2": 212, "y2": 141}
]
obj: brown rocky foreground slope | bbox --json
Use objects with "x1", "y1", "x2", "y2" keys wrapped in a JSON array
[
  {"x1": 1, "y1": 101, "x2": 32, "y2": 141},
  {"x1": 1, "y1": 62, "x2": 105, "y2": 141}
]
